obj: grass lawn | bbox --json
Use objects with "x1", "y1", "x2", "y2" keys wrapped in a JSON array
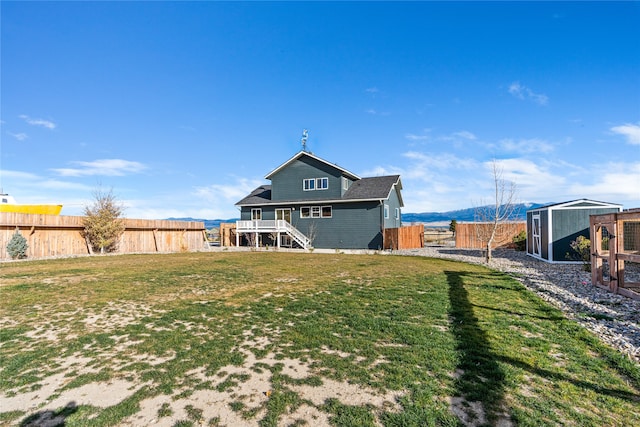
[{"x1": 1, "y1": 252, "x2": 639, "y2": 427}]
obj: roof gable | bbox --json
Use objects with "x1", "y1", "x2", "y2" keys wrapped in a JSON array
[
  {"x1": 265, "y1": 151, "x2": 360, "y2": 181},
  {"x1": 528, "y1": 199, "x2": 623, "y2": 211},
  {"x1": 343, "y1": 175, "x2": 403, "y2": 205}
]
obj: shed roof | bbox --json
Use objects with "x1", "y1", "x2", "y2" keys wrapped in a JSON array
[{"x1": 527, "y1": 199, "x2": 623, "y2": 211}]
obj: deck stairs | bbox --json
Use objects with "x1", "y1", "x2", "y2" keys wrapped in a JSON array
[{"x1": 236, "y1": 220, "x2": 311, "y2": 249}]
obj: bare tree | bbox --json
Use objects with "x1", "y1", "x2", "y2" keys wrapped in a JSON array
[
  {"x1": 306, "y1": 221, "x2": 319, "y2": 249},
  {"x1": 82, "y1": 186, "x2": 126, "y2": 254},
  {"x1": 474, "y1": 160, "x2": 519, "y2": 263}
]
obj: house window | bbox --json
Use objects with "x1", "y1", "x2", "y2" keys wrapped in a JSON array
[
  {"x1": 251, "y1": 208, "x2": 262, "y2": 220},
  {"x1": 343, "y1": 178, "x2": 349, "y2": 191},
  {"x1": 316, "y1": 177, "x2": 329, "y2": 190},
  {"x1": 301, "y1": 206, "x2": 332, "y2": 218},
  {"x1": 303, "y1": 178, "x2": 315, "y2": 191},
  {"x1": 384, "y1": 204, "x2": 389, "y2": 219},
  {"x1": 303, "y1": 177, "x2": 328, "y2": 191},
  {"x1": 395, "y1": 208, "x2": 400, "y2": 220}
]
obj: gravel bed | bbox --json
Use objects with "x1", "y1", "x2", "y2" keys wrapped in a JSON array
[{"x1": 396, "y1": 247, "x2": 640, "y2": 364}]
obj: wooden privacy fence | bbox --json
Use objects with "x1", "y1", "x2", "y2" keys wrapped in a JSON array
[
  {"x1": 220, "y1": 222, "x2": 237, "y2": 247},
  {"x1": 384, "y1": 224, "x2": 424, "y2": 250},
  {"x1": 590, "y1": 209, "x2": 640, "y2": 300},
  {"x1": 455, "y1": 221, "x2": 526, "y2": 249},
  {"x1": 1, "y1": 212, "x2": 207, "y2": 259}
]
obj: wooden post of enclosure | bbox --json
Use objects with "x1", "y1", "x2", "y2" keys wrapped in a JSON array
[
  {"x1": 590, "y1": 209, "x2": 640, "y2": 300},
  {"x1": 0, "y1": 213, "x2": 207, "y2": 259}
]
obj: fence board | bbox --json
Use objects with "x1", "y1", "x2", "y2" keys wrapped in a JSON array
[
  {"x1": 1, "y1": 213, "x2": 206, "y2": 259},
  {"x1": 384, "y1": 225, "x2": 424, "y2": 250},
  {"x1": 455, "y1": 222, "x2": 525, "y2": 249}
]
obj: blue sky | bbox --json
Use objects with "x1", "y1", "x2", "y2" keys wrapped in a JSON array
[{"x1": 1, "y1": 1, "x2": 639, "y2": 220}]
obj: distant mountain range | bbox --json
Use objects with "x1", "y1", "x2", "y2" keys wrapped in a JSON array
[
  {"x1": 401, "y1": 202, "x2": 547, "y2": 224},
  {"x1": 168, "y1": 202, "x2": 547, "y2": 229}
]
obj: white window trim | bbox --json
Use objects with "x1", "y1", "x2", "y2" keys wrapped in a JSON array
[
  {"x1": 303, "y1": 177, "x2": 328, "y2": 191},
  {"x1": 251, "y1": 208, "x2": 262, "y2": 220},
  {"x1": 395, "y1": 208, "x2": 400, "y2": 220},
  {"x1": 343, "y1": 178, "x2": 349, "y2": 191},
  {"x1": 303, "y1": 178, "x2": 315, "y2": 191},
  {"x1": 384, "y1": 204, "x2": 389, "y2": 219},
  {"x1": 316, "y1": 177, "x2": 329, "y2": 190},
  {"x1": 300, "y1": 205, "x2": 332, "y2": 219}
]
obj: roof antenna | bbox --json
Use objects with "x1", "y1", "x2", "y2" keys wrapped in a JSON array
[{"x1": 301, "y1": 129, "x2": 309, "y2": 152}]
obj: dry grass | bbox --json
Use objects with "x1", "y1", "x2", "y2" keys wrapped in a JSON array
[{"x1": 1, "y1": 252, "x2": 639, "y2": 426}]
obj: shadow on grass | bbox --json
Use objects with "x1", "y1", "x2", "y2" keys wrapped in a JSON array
[
  {"x1": 446, "y1": 269, "x2": 640, "y2": 425},
  {"x1": 20, "y1": 401, "x2": 77, "y2": 427},
  {"x1": 446, "y1": 270, "x2": 507, "y2": 425},
  {"x1": 470, "y1": 303, "x2": 565, "y2": 321},
  {"x1": 497, "y1": 355, "x2": 640, "y2": 402}
]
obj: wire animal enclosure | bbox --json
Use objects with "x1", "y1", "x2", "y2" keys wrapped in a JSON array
[{"x1": 590, "y1": 209, "x2": 640, "y2": 300}]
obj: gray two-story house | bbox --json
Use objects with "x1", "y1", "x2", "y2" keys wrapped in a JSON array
[{"x1": 235, "y1": 150, "x2": 403, "y2": 249}]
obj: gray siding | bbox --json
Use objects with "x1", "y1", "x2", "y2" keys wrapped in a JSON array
[
  {"x1": 383, "y1": 186, "x2": 402, "y2": 229},
  {"x1": 291, "y1": 201, "x2": 383, "y2": 249},
  {"x1": 340, "y1": 176, "x2": 356, "y2": 197},
  {"x1": 242, "y1": 201, "x2": 384, "y2": 249},
  {"x1": 551, "y1": 207, "x2": 620, "y2": 262},
  {"x1": 270, "y1": 156, "x2": 345, "y2": 201}
]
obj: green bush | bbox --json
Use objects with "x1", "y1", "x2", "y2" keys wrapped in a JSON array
[
  {"x1": 512, "y1": 230, "x2": 526, "y2": 251},
  {"x1": 7, "y1": 228, "x2": 28, "y2": 259},
  {"x1": 567, "y1": 235, "x2": 591, "y2": 271}
]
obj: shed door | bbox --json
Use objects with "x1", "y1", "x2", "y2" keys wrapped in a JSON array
[{"x1": 532, "y1": 214, "x2": 542, "y2": 257}]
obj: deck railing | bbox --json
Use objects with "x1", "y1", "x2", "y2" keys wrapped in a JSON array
[{"x1": 236, "y1": 220, "x2": 311, "y2": 249}]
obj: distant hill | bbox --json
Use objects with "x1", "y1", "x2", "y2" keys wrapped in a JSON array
[
  {"x1": 166, "y1": 218, "x2": 238, "y2": 229},
  {"x1": 401, "y1": 202, "x2": 548, "y2": 224},
  {"x1": 168, "y1": 203, "x2": 549, "y2": 229}
]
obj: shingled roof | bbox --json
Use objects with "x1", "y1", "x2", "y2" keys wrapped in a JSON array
[
  {"x1": 342, "y1": 175, "x2": 402, "y2": 201},
  {"x1": 235, "y1": 185, "x2": 272, "y2": 206},
  {"x1": 236, "y1": 175, "x2": 402, "y2": 206}
]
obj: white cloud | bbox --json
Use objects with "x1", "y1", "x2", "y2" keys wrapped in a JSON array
[
  {"x1": 7, "y1": 132, "x2": 28, "y2": 141},
  {"x1": 19, "y1": 114, "x2": 56, "y2": 129},
  {"x1": 189, "y1": 177, "x2": 265, "y2": 218},
  {"x1": 452, "y1": 131, "x2": 476, "y2": 140},
  {"x1": 365, "y1": 87, "x2": 379, "y2": 94},
  {"x1": 508, "y1": 82, "x2": 548, "y2": 105},
  {"x1": 498, "y1": 138, "x2": 555, "y2": 154},
  {"x1": 403, "y1": 151, "x2": 478, "y2": 172},
  {"x1": 52, "y1": 159, "x2": 147, "y2": 177},
  {"x1": 404, "y1": 133, "x2": 430, "y2": 141},
  {"x1": 568, "y1": 162, "x2": 640, "y2": 202},
  {"x1": 194, "y1": 177, "x2": 264, "y2": 205},
  {"x1": 493, "y1": 158, "x2": 563, "y2": 187},
  {"x1": 405, "y1": 129, "x2": 476, "y2": 146},
  {"x1": 0, "y1": 170, "x2": 42, "y2": 181},
  {"x1": 365, "y1": 108, "x2": 390, "y2": 116},
  {"x1": 611, "y1": 123, "x2": 640, "y2": 145}
]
